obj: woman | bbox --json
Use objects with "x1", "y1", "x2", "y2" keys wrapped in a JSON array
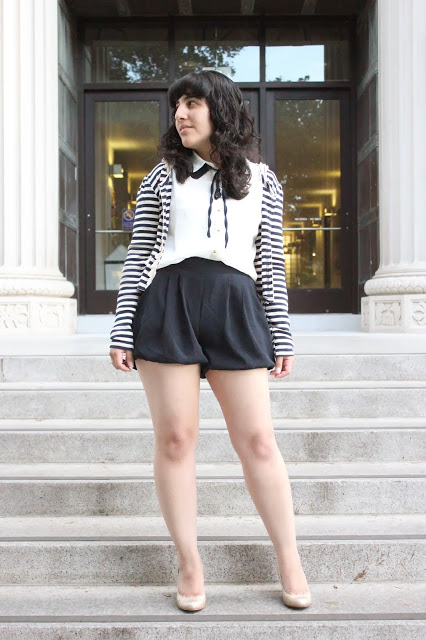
[{"x1": 109, "y1": 70, "x2": 311, "y2": 612}]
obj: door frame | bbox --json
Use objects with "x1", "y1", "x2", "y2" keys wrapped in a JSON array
[
  {"x1": 265, "y1": 87, "x2": 356, "y2": 313},
  {"x1": 79, "y1": 88, "x2": 260, "y2": 315},
  {"x1": 79, "y1": 87, "x2": 356, "y2": 315},
  {"x1": 81, "y1": 90, "x2": 169, "y2": 314}
]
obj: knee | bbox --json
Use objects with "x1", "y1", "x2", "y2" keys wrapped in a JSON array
[
  {"x1": 235, "y1": 431, "x2": 277, "y2": 462},
  {"x1": 155, "y1": 424, "x2": 198, "y2": 462}
]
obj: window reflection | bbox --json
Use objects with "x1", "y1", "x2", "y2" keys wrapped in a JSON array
[
  {"x1": 83, "y1": 21, "x2": 351, "y2": 84},
  {"x1": 266, "y1": 24, "x2": 350, "y2": 82},
  {"x1": 94, "y1": 101, "x2": 160, "y2": 290},
  {"x1": 84, "y1": 26, "x2": 168, "y2": 82},
  {"x1": 176, "y1": 24, "x2": 259, "y2": 81},
  {"x1": 275, "y1": 99, "x2": 342, "y2": 289},
  {"x1": 266, "y1": 45, "x2": 327, "y2": 82}
]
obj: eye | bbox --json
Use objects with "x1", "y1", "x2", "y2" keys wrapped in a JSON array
[{"x1": 176, "y1": 99, "x2": 197, "y2": 106}]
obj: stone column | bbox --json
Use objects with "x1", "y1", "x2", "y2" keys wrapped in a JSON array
[
  {"x1": 362, "y1": 0, "x2": 426, "y2": 332},
  {"x1": 0, "y1": 0, "x2": 76, "y2": 335}
]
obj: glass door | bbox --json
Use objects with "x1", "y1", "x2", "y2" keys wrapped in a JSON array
[
  {"x1": 82, "y1": 89, "x2": 259, "y2": 314},
  {"x1": 83, "y1": 91, "x2": 168, "y2": 313},
  {"x1": 266, "y1": 89, "x2": 355, "y2": 313}
]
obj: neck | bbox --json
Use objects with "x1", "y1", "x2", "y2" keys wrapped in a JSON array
[{"x1": 194, "y1": 148, "x2": 221, "y2": 169}]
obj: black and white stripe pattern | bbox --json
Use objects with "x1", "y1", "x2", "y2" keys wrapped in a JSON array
[{"x1": 110, "y1": 160, "x2": 294, "y2": 358}]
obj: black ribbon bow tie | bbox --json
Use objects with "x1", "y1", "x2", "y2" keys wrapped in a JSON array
[{"x1": 191, "y1": 162, "x2": 229, "y2": 248}]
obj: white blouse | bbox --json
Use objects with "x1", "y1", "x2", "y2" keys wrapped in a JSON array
[{"x1": 157, "y1": 150, "x2": 263, "y2": 282}]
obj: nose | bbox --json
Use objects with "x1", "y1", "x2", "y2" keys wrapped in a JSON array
[{"x1": 175, "y1": 102, "x2": 188, "y2": 123}]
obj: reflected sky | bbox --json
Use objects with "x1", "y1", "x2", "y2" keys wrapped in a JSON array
[
  {"x1": 201, "y1": 44, "x2": 325, "y2": 82},
  {"x1": 266, "y1": 45, "x2": 325, "y2": 82}
]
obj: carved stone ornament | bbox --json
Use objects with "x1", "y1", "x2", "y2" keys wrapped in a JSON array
[
  {"x1": 362, "y1": 294, "x2": 426, "y2": 333},
  {"x1": 39, "y1": 303, "x2": 65, "y2": 329},
  {"x1": 364, "y1": 276, "x2": 426, "y2": 296},
  {"x1": 0, "y1": 276, "x2": 75, "y2": 298},
  {"x1": 0, "y1": 303, "x2": 29, "y2": 329},
  {"x1": 375, "y1": 301, "x2": 402, "y2": 327},
  {"x1": 412, "y1": 300, "x2": 426, "y2": 327},
  {"x1": 0, "y1": 297, "x2": 77, "y2": 335}
]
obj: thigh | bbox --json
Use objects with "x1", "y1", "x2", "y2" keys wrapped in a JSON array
[
  {"x1": 205, "y1": 368, "x2": 275, "y2": 455},
  {"x1": 135, "y1": 359, "x2": 201, "y2": 443}
]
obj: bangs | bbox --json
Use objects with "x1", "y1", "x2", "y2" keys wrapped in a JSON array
[{"x1": 168, "y1": 73, "x2": 211, "y2": 110}]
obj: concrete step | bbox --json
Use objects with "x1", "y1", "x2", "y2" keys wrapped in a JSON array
[
  {"x1": 1, "y1": 380, "x2": 426, "y2": 419},
  {"x1": 3, "y1": 416, "x2": 426, "y2": 431},
  {"x1": 0, "y1": 418, "x2": 424, "y2": 463},
  {"x1": 0, "y1": 583, "x2": 425, "y2": 634},
  {"x1": 2, "y1": 353, "x2": 426, "y2": 382},
  {"x1": 2, "y1": 331, "x2": 426, "y2": 356},
  {"x1": 1, "y1": 621, "x2": 425, "y2": 640},
  {"x1": 0, "y1": 538, "x2": 425, "y2": 584},
  {"x1": 1, "y1": 462, "x2": 424, "y2": 516},
  {"x1": 1, "y1": 514, "x2": 425, "y2": 541},
  {"x1": 1, "y1": 460, "x2": 426, "y2": 478}
]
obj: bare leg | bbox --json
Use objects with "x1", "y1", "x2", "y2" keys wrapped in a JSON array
[
  {"x1": 205, "y1": 367, "x2": 309, "y2": 594},
  {"x1": 135, "y1": 359, "x2": 205, "y2": 596}
]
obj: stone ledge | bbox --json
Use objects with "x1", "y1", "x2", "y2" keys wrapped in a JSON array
[
  {"x1": 0, "y1": 297, "x2": 77, "y2": 334},
  {"x1": 2, "y1": 331, "x2": 426, "y2": 355}
]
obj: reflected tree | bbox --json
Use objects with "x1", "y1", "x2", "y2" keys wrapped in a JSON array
[
  {"x1": 100, "y1": 44, "x2": 243, "y2": 83},
  {"x1": 105, "y1": 45, "x2": 169, "y2": 81},
  {"x1": 177, "y1": 45, "x2": 242, "y2": 77}
]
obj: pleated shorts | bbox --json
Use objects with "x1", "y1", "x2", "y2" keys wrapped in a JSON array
[{"x1": 132, "y1": 256, "x2": 276, "y2": 379}]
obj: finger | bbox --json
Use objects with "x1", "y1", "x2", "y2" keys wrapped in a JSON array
[
  {"x1": 270, "y1": 367, "x2": 289, "y2": 378},
  {"x1": 282, "y1": 360, "x2": 291, "y2": 371},
  {"x1": 274, "y1": 357, "x2": 284, "y2": 374},
  {"x1": 111, "y1": 350, "x2": 131, "y2": 371},
  {"x1": 281, "y1": 358, "x2": 293, "y2": 376},
  {"x1": 126, "y1": 350, "x2": 134, "y2": 370},
  {"x1": 271, "y1": 370, "x2": 289, "y2": 378},
  {"x1": 118, "y1": 351, "x2": 132, "y2": 371},
  {"x1": 269, "y1": 357, "x2": 292, "y2": 378}
]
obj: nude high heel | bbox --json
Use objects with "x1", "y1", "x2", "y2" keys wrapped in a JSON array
[
  {"x1": 277, "y1": 562, "x2": 312, "y2": 609},
  {"x1": 176, "y1": 567, "x2": 206, "y2": 612}
]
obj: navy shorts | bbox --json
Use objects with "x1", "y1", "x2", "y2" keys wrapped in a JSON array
[{"x1": 132, "y1": 257, "x2": 276, "y2": 379}]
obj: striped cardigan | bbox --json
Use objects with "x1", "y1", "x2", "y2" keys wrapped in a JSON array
[{"x1": 110, "y1": 159, "x2": 294, "y2": 358}]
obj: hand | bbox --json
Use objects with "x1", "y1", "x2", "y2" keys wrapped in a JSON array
[
  {"x1": 269, "y1": 355, "x2": 294, "y2": 379},
  {"x1": 110, "y1": 348, "x2": 134, "y2": 372}
]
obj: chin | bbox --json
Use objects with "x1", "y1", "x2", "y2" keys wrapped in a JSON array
[{"x1": 181, "y1": 140, "x2": 195, "y2": 150}]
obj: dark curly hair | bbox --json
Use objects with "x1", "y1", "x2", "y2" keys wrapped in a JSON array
[{"x1": 157, "y1": 70, "x2": 262, "y2": 200}]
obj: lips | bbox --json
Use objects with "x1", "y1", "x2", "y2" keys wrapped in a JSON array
[{"x1": 179, "y1": 126, "x2": 192, "y2": 133}]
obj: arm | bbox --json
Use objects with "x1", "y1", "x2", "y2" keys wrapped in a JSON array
[
  {"x1": 109, "y1": 176, "x2": 161, "y2": 351},
  {"x1": 260, "y1": 173, "x2": 294, "y2": 359}
]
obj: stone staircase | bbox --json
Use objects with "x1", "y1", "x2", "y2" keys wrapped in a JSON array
[{"x1": 0, "y1": 344, "x2": 425, "y2": 639}]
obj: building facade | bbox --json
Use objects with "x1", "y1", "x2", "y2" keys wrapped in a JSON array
[{"x1": 0, "y1": 0, "x2": 425, "y2": 336}]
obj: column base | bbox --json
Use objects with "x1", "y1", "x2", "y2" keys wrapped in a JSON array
[
  {"x1": 0, "y1": 296, "x2": 77, "y2": 335},
  {"x1": 361, "y1": 294, "x2": 426, "y2": 332}
]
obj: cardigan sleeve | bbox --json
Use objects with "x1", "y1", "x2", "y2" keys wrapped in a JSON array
[
  {"x1": 109, "y1": 176, "x2": 161, "y2": 351},
  {"x1": 260, "y1": 174, "x2": 295, "y2": 358}
]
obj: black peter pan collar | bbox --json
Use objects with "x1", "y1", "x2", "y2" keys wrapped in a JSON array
[{"x1": 190, "y1": 151, "x2": 229, "y2": 248}]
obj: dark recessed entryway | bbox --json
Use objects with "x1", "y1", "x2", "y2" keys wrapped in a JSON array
[{"x1": 72, "y1": 4, "x2": 360, "y2": 315}]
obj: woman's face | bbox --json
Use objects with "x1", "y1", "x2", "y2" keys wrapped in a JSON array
[{"x1": 174, "y1": 94, "x2": 215, "y2": 161}]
